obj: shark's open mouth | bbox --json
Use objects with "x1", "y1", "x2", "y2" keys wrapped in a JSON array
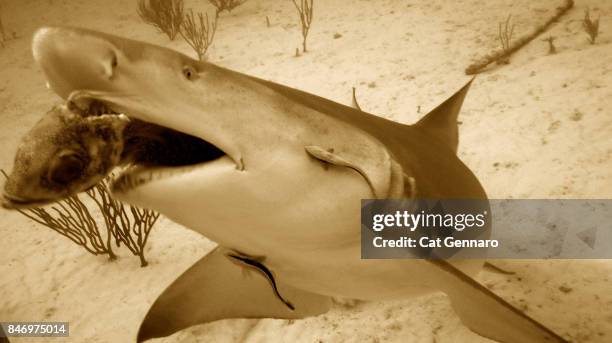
[{"x1": 70, "y1": 97, "x2": 227, "y2": 192}]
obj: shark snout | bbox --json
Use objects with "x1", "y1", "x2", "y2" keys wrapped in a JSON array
[
  {"x1": 32, "y1": 27, "x2": 62, "y2": 65},
  {"x1": 33, "y1": 26, "x2": 119, "y2": 99}
]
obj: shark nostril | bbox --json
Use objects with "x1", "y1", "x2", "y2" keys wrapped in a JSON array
[{"x1": 102, "y1": 52, "x2": 118, "y2": 79}]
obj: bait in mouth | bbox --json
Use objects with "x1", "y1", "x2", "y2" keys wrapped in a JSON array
[
  {"x1": 1, "y1": 104, "x2": 128, "y2": 208},
  {"x1": 1, "y1": 102, "x2": 223, "y2": 208}
]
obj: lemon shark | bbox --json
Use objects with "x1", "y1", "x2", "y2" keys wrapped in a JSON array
[{"x1": 28, "y1": 26, "x2": 566, "y2": 343}]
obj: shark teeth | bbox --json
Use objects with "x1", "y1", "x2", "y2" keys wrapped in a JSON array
[
  {"x1": 66, "y1": 92, "x2": 119, "y2": 116},
  {"x1": 112, "y1": 172, "x2": 146, "y2": 193},
  {"x1": 110, "y1": 165, "x2": 200, "y2": 193}
]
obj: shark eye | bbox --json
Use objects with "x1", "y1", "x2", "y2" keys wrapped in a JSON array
[
  {"x1": 182, "y1": 66, "x2": 198, "y2": 80},
  {"x1": 48, "y1": 152, "x2": 85, "y2": 185}
]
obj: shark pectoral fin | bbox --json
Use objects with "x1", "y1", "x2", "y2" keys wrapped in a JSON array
[
  {"x1": 305, "y1": 145, "x2": 392, "y2": 198},
  {"x1": 431, "y1": 260, "x2": 567, "y2": 343},
  {"x1": 137, "y1": 247, "x2": 331, "y2": 342}
]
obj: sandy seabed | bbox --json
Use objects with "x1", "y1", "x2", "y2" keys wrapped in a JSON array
[{"x1": 1, "y1": 0, "x2": 611, "y2": 342}]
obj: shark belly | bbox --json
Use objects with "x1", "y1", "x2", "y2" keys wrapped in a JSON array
[{"x1": 122, "y1": 154, "x2": 480, "y2": 300}]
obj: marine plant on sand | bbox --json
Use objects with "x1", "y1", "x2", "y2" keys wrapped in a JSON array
[
  {"x1": 291, "y1": 0, "x2": 314, "y2": 52},
  {"x1": 465, "y1": 0, "x2": 574, "y2": 74},
  {"x1": 208, "y1": 0, "x2": 248, "y2": 14},
  {"x1": 137, "y1": 0, "x2": 184, "y2": 41},
  {"x1": 497, "y1": 15, "x2": 514, "y2": 64},
  {"x1": 180, "y1": 9, "x2": 218, "y2": 61},
  {"x1": 582, "y1": 8, "x2": 600, "y2": 45},
  {"x1": 2, "y1": 171, "x2": 159, "y2": 267},
  {"x1": 543, "y1": 36, "x2": 556, "y2": 54}
]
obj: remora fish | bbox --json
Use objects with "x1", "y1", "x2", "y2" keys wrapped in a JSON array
[{"x1": 12, "y1": 26, "x2": 567, "y2": 343}]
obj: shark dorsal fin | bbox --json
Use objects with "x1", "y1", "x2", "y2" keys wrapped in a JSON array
[{"x1": 415, "y1": 78, "x2": 474, "y2": 153}]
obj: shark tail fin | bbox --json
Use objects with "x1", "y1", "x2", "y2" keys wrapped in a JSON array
[
  {"x1": 433, "y1": 260, "x2": 567, "y2": 343},
  {"x1": 415, "y1": 78, "x2": 475, "y2": 153}
]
